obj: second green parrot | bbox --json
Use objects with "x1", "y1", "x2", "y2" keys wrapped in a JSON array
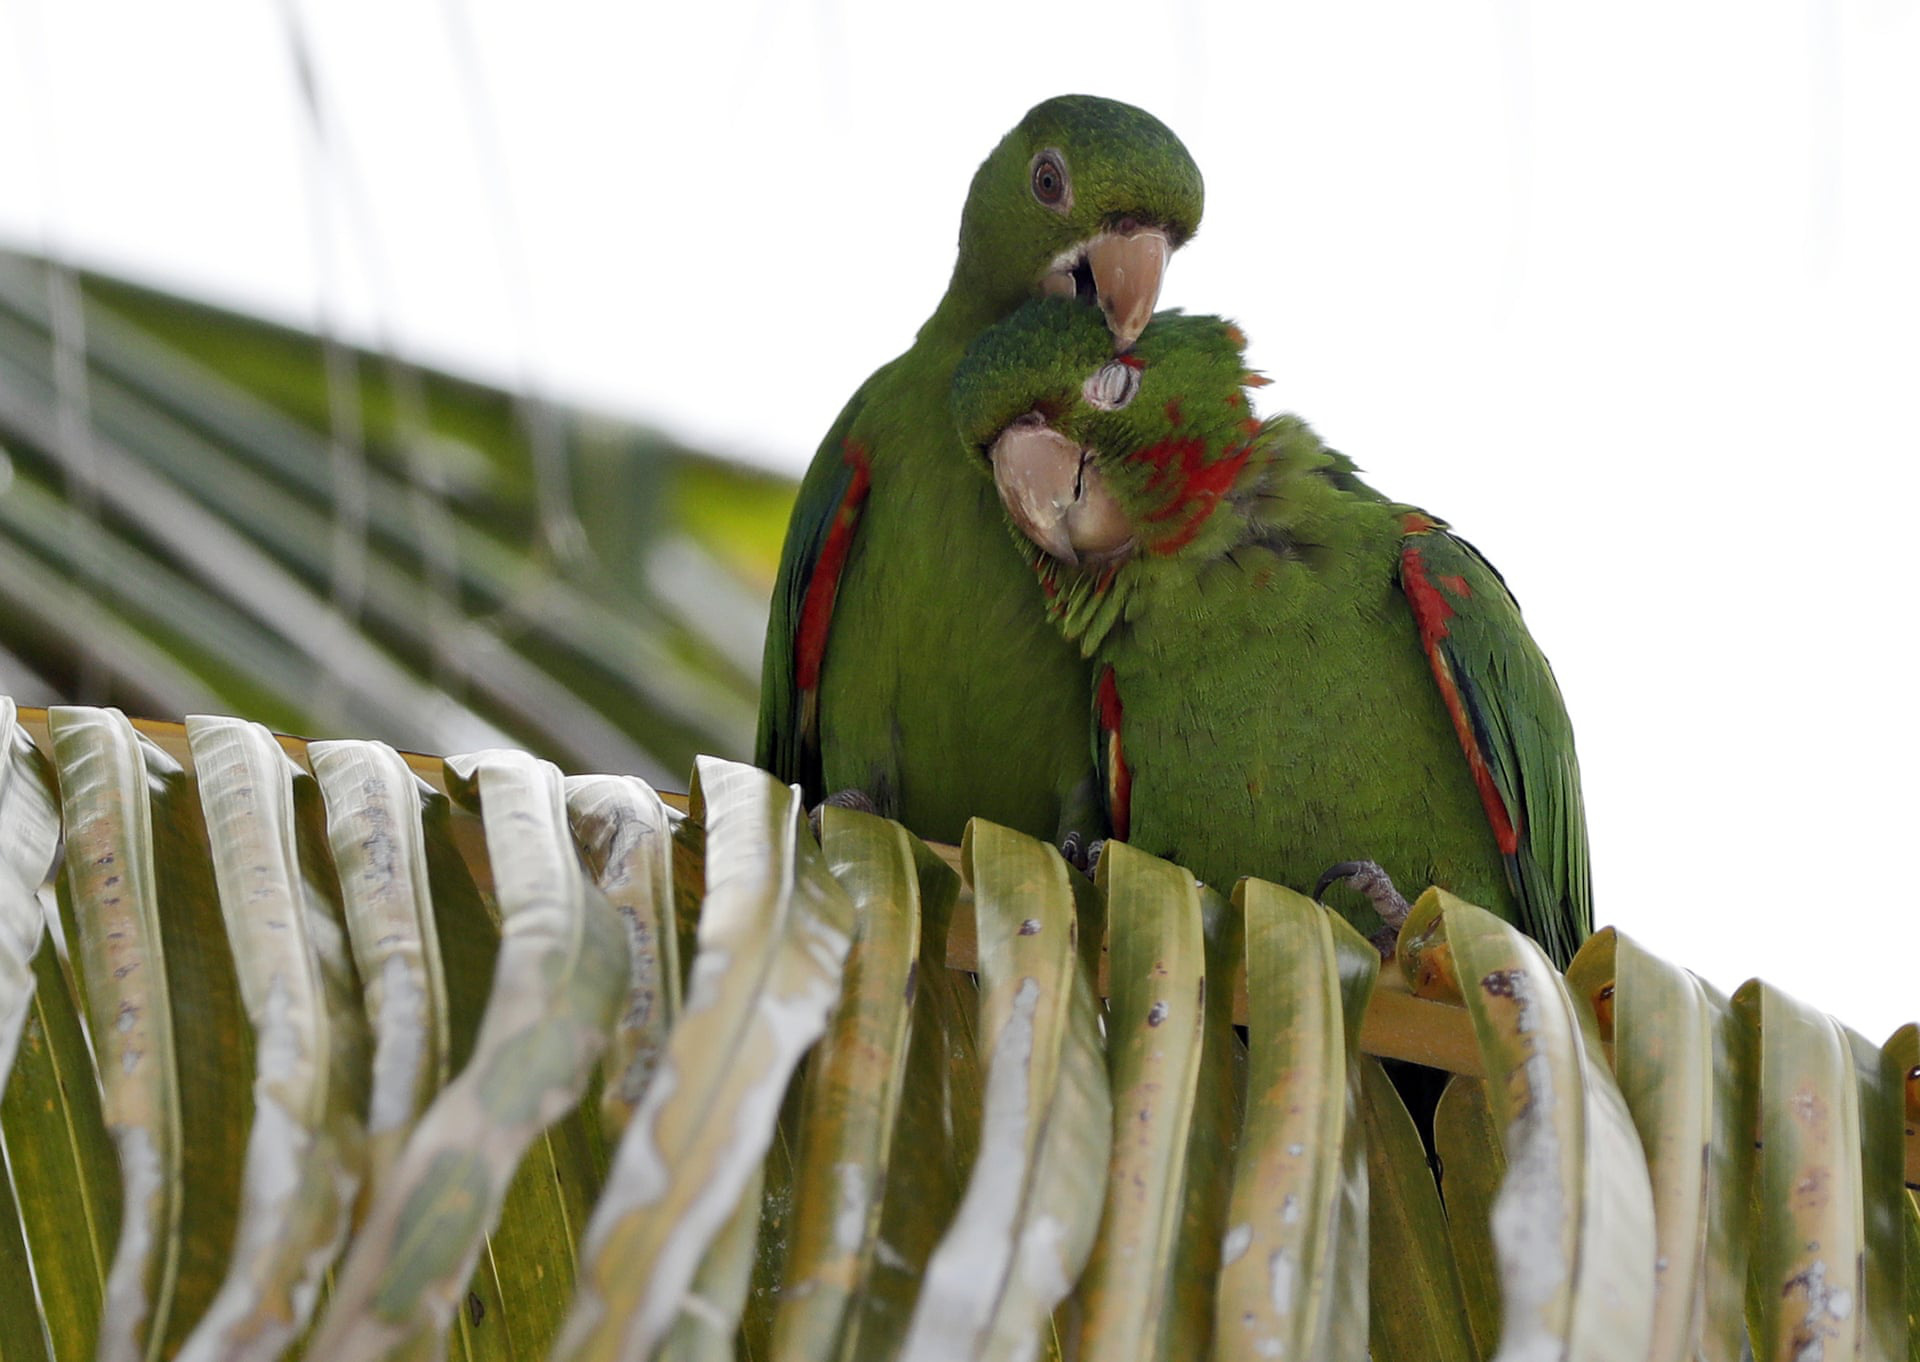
[{"x1": 953, "y1": 300, "x2": 1590, "y2": 964}]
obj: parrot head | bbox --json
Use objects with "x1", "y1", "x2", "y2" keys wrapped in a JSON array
[
  {"x1": 954, "y1": 298, "x2": 1268, "y2": 626},
  {"x1": 950, "y1": 95, "x2": 1203, "y2": 351}
]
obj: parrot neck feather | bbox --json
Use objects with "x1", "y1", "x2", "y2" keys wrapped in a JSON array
[
  {"x1": 921, "y1": 278, "x2": 1026, "y2": 351},
  {"x1": 1035, "y1": 414, "x2": 1385, "y2": 654}
]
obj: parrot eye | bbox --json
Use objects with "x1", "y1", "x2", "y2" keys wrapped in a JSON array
[{"x1": 1030, "y1": 151, "x2": 1070, "y2": 212}]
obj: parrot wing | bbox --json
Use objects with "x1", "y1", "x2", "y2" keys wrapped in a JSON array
[
  {"x1": 755, "y1": 382, "x2": 877, "y2": 800},
  {"x1": 1396, "y1": 516, "x2": 1592, "y2": 965}
]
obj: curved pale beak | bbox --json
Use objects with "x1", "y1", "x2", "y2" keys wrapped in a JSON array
[
  {"x1": 989, "y1": 418, "x2": 1132, "y2": 567},
  {"x1": 1088, "y1": 226, "x2": 1170, "y2": 351}
]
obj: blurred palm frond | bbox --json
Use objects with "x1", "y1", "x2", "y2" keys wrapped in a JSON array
[{"x1": 0, "y1": 250, "x2": 795, "y2": 781}]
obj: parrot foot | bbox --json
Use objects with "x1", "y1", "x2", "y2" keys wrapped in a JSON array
[
  {"x1": 1060, "y1": 832, "x2": 1106, "y2": 877},
  {"x1": 808, "y1": 788, "x2": 880, "y2": 840},
  {"x1": 1314, "y1": 859, "x2": 1411, "y2": 959}
]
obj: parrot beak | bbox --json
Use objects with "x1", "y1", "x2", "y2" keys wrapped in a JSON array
[
  {"x1": 989, "y1": 417, "x2": 1133, "y2": 567},
  {"x1": 1039, "y1": 224, "x2": 1172, "y2": 352},
  {"x1": 1087, "y1": 226, "x2": 1170, "y2": 352}
]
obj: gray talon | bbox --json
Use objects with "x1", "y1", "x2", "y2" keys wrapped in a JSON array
[
  {"x1": 822, "y1": 789, "x2": 880, "y2": 814},
  {"x1": 1059, "y1": 831, "x2": 1106, "y2": 876},
  {"x1": 809, "y1": 787, "x2": 880, "y2": 839},
  {"x1": 1315, "y1": 858, "x2": 1411, "y2": 959}
]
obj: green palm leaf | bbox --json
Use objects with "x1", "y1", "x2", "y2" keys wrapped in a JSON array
[{"x1": 1, "y1": 708, "x2": 1916, "y2": 1360}]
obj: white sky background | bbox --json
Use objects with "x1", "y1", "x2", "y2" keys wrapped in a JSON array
[{"x1": 1, "y1": 1, "x2": 1915, "y2": 1039}]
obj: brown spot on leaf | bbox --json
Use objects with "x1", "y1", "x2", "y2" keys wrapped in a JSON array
[
  {"x1": 1481, "y1": 968, "x2": 1522, "y2": 999},
  {"x1": 1791, "y1": 1166, "x2": 1832, "y2": 1213}
]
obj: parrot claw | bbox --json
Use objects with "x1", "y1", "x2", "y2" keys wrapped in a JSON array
[
  {"x1": 808, "y1": 788, "x2": 880, "y2": 840},
  {"x1": 1060, "y1": 831, "x2": 1106, "y2": 877},
  {"x1": 1314, "y1": 859, "x2": 1411, "y2": 960}
]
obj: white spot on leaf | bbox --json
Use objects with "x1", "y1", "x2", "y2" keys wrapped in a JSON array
[
  {"x1": 1268, "y1": 1248, "x2": 1297, "y2": 1316},
  {"x1": 834, "y1": 1161, "x2": 869, "y2": 1253},
  {"x1": 99, "y1": 1125, "x2": 163, "y2": 1362},
  {"x1": 368, "y1": 952, "x2": 428, "y2": 1135},
  {"x1": 1222, "y1": 1222, "x2": 1252, "y2": 1266}
]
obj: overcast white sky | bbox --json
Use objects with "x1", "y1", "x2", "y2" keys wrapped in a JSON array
[{"x1": 1, "y1": 1, "x2": 1915, "y2": 1040}]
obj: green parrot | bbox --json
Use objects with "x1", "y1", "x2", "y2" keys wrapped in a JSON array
[
  {"x1": 757, "y1": 95, "x2": 1204, "y2": 846},
  {"x1": 952, "y1": 300, "x2": 1590, "y2": 965}
]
